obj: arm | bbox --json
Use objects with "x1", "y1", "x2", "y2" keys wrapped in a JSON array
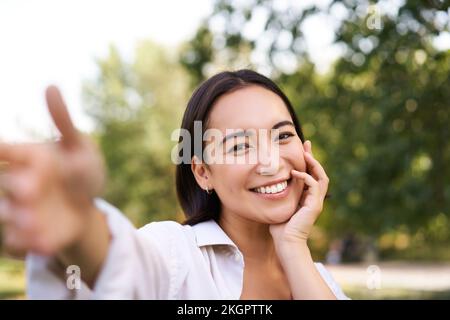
[
  {"x1": 1, "y1": 86, "x2": 174, "y2": 298},
  {"x1": 0, "y1": 86, "x2": 110, "y2": 289},
  {"x1": 270, "y1": 140, "x2": 342, "y2": 299},
  {"x1": 56, "y1": 204, "x2": 110, "y2": 288},
  {"x1": 275, "y1": 241, "x2": 336, "y2": 300},
  {"x1": 1, "y1": 86, "x2": 175, "y2": 299},
  {"x1": 26, "y1": 199, "x2": 174, "y2": 299}
]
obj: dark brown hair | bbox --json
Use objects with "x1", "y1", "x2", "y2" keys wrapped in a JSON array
[{"x1": 176, "y1": 69, "x2": 305, "y2": 225}]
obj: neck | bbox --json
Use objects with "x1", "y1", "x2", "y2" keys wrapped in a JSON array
[{"x1": 218, "y1": 210, "x2": 278, "y2": 264}]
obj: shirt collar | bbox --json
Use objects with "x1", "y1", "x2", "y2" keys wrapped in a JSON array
[{"x1": 191, "y1": 219, "x2": 238, "y2": 248}]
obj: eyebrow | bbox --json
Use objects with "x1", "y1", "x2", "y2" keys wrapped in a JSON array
[
  {"x1": 221, "y1": 130, "x2": 254, "y2": 146},
  {"x1": 272, "y1": 120, "x2": 295, "y2": 130},
  {"x1": 220, "y1": 120, "x2": 295, "y2": 145}
]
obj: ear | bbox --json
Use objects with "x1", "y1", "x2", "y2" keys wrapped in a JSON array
[{"x1": 191, "y1": 155, "x2": 213, "y2": 191}]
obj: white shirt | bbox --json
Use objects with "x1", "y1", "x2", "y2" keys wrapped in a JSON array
[{"x1": 26, "y1": 199, "x2": 349, "y2": 300}]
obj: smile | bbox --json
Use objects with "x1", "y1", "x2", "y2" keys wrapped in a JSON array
[
  {"x1": 253, "y1": 180, "x2": 287, "y2": 194},
  {"x1": 250, "y1": 177, "x2": 293, "y2": 198}
]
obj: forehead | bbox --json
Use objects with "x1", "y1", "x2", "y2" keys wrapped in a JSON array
[{"x1": 207, "y1": 85, "x2": 293, "y2": 131}]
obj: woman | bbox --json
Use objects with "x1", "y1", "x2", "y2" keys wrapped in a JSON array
[{"x1": 0, "y1": 70, "x2": 348, "y2": 299}]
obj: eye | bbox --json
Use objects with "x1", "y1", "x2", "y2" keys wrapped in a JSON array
[
  {"x1": 229, "y1": 143, "x2": 250, "y2": 153},
  {"x1": 276, "y1": 132, "x2": 295, "y2": 141}
]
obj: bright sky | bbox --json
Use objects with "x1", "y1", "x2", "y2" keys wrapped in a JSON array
[
  {"x1": 0, "y1": 0, "x2": 212, "y2": 142},
  {"x1": 0, "y1": 0, "x2": 448, "y2": 142}
]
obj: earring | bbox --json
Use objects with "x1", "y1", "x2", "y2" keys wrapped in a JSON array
[{"x1": 205, "y1": 186, "x2": 212, "y2": 195}]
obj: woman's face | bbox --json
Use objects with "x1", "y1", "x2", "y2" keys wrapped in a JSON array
[{"x1": 202, "y1": 85, "x2": 307, "y2": 224}]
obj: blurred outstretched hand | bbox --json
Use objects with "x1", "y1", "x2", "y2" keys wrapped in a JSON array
[{"x1": 0, "y1": 86, "x2": 105, "y2": 257}]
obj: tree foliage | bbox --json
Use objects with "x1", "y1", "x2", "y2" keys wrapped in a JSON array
[
  {"x1": 83, "y1": 42, "x2": 191, "y2": 226},
  {"x1": 181, "y1": 0, "x2": 450, "y2": 242}
]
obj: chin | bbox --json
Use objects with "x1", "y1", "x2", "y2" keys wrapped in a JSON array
[{"x1": 261, "y1": 202, "x2": 298, "y2": 224}]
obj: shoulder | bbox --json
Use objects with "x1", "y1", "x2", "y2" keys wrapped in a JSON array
[
  {"x1": 138, "y1": 220, "x2": 190, "y2": 235},
  {"x1": 137, "y1": 220, "x2": 196, "y2": 248},
  {"x1": 137, "y1": 221, "x2": 197, "y2": 282}
]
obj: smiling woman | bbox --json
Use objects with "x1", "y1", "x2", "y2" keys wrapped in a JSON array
[
  {"x1": 176, "y1": 71, "x2": 306, "y2": 228},
  {"x1": 0, "y1": 69, "x2": 348, "y2": 300}
]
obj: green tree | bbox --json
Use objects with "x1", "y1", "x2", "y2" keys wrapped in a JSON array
[
  {"x1": 181, "y1": 0, "x2": 450, "y2": 246},
  {"x1": 83, "y1": 41, "x2": 191, "y2": 226}
]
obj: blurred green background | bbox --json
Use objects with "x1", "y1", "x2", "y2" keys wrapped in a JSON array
[{"x1": 1, "y1": 0, "x2": 449, "y2": 299}]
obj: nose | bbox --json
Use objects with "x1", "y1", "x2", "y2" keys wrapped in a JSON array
[{"x1": 256, "y1": 140, "x2": 280, "y2": 176}]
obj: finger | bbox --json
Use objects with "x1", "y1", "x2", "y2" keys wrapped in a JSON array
[
  {"x1": 46, "y1": 86, "x2": 79, "y2": 148},
  {"x1": 0, "y1": 160, "x2": 9, "y2": 171},
  {"x1": 0, "y1": 199, "x2": 30, "y2": 227},
  {"x1": 303, "y1": 140, "x2": 312, "y2": 154},
  {"x1": 3, "y1": 223, "x2": 32, "y2": 256},
  {"x1": 0, "y1": 144, "x2": 30, "y2": 165},
  {"x1": 303, "y1": 140, "x2": 312, "y2": 175},
  {"x1": 291, "y1": 169, "x2": 320, "y2": 194},
  {"x1": 0, "y1": 198, "x2": 12, "y2": 224},
  {"x1": 304, "y1": 152, "x2": 329, "y2": 190},
  {"x1": 0, "y1": 172, "x2": 39, "y2": 202},
  {"x1": 0, "y1": 173, "x2": 22, "y2": 200}
]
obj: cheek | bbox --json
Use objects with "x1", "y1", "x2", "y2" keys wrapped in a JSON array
[
  {"x1": 212, "y1": 165, "x2": 250, "y2": 196},
  {"x1": 282, "y1": 143, "x2": 306, "y2": 204},
  {"x1": 282, "y1": 142, "x2": 306, "y2": 172}
]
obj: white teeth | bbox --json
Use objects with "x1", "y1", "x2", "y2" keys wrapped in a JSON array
[{"x1": 254, "y1": 180, "x2": 289, "y2": 194}]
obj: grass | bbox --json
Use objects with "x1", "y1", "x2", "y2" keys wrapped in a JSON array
[
  {"x1": 343, "y1": 286, "x2": 450, "y2": 300},
  {"x1": 0, "y1": 257, "x2": 26, "y2": 299},
  {"x1": 2, "y1": 255, "x2": 450, "y2": 300}
]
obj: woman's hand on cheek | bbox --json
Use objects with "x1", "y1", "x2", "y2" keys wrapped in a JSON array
[{"x1": 269, "y1": 140, "x2": 329, "y2": 249}]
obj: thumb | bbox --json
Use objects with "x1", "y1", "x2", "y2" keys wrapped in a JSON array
[{"x1": 45, "y1": 85, "x2": 79, "y2": 148}]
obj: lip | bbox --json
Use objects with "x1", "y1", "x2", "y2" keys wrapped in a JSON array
[
  {"x1": 250, "y1": 176, "x2": 291, "y2": 190},
  {"x1": 250, "y1": 178, "x2": 292, "y2": 200}
]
